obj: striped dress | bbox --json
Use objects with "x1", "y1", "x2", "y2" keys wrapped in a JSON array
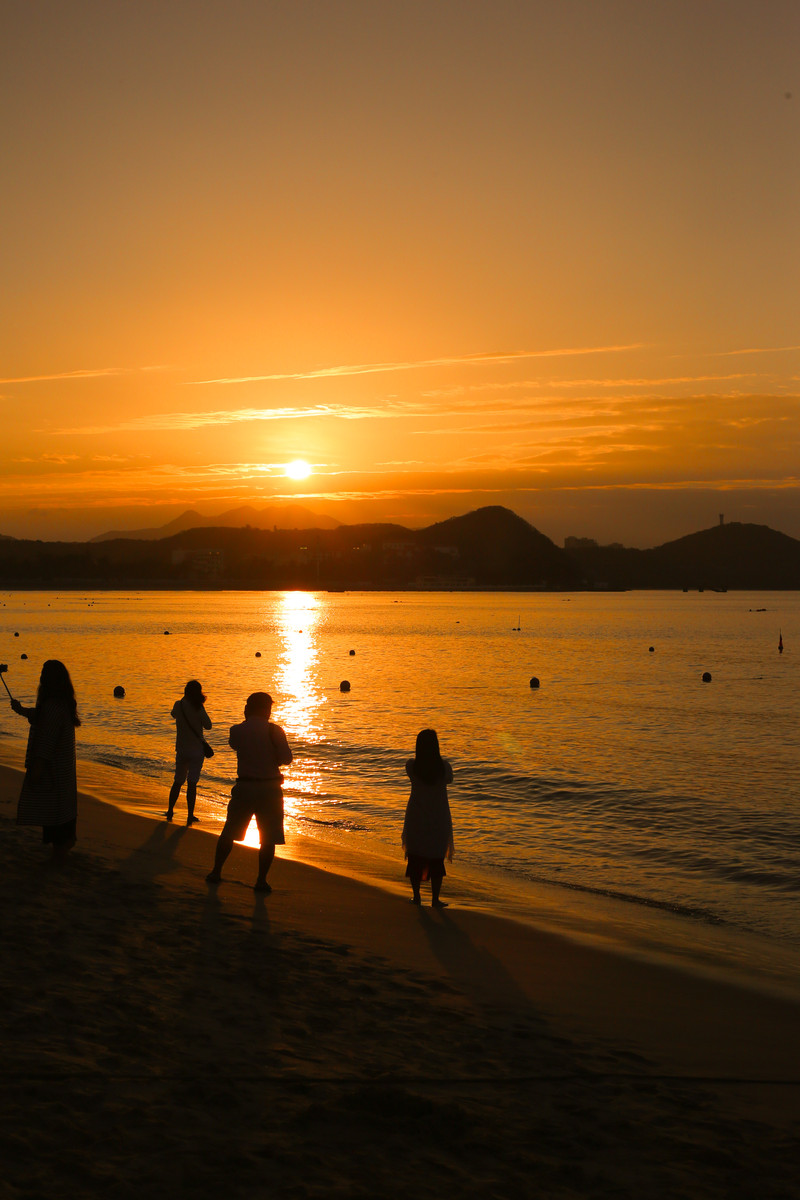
[{"x1": 16, "y1": 700, "x2": 78, "y2": 829}]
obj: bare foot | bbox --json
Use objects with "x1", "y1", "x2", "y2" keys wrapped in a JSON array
[
  {"x1": 205, "y1": 872, "x2": 222, "y2": 885},
  {"x1": 254, "y1": 880, "x2": 272, "y2": 894},
  {"x1": 411, "y1": 894, "x2": 421, "y2": 905},
  {"x1": 432, "y1": 899, "x2": 448, "y2": 908}
]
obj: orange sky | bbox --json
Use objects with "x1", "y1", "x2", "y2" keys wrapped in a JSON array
[{"x1": 2, "y1": 0, "x2": 798, "y2": 547}]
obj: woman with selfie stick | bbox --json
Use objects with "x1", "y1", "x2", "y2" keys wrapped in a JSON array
[{"x1": 7, "y1": 660, "x2": 81, "y2": 862}]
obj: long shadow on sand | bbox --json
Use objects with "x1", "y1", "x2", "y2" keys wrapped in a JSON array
[
  {"x1": 122, "y1": 819, "x2": 188, "y2": 882},
  {"x1": 414, "y1": 905, "x2": 533, "y2": 1013}
]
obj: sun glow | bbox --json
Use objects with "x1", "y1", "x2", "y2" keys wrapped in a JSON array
[{"x1": 285, "y1": 459, "x2": 312, "y2": 480}]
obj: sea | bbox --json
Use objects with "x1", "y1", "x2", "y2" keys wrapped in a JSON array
[{"x1": 2, "y1": 588, "x2": 798, "y2": 998}]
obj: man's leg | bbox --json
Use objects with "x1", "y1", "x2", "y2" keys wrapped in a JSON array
[
  {"x1": 255, "y1": 841, "x2": 275, "y2": 892},
  {"x1": 206, "y1": 833, "x2": 234, "y2": 883}
]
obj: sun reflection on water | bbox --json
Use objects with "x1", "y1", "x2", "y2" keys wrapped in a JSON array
[
  {"x1": 273, "y1": 591, "x2": 327, "y2": 815},
  {"x1": 239, "y1": 592, "x2": 327, "y2": 847}
]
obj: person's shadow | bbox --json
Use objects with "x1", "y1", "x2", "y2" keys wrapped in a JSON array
[
  {"x1": 123, "y1": 821, "x2": 188, "y2": 884},
  {"x1": 415, "y1": 906, "x2": 532, "y2": 1012}
]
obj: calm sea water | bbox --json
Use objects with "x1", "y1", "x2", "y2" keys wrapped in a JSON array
[{"x1": 2, "y1": 589, "x2": 798, "y2": 991}]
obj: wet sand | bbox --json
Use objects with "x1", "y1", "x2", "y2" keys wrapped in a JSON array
[{"x1": 2, "y1": 762, "x2": 799, "y2": 1199}]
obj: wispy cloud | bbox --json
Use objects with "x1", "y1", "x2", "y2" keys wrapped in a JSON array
[
  {"x1": 0, "y1": 366, "x2": 170, "y2": 384},
  {"x1": 47, "y1": 403, "x2": 394, "y2": 435},
  {"x1": 706, "y1": 345, "x2": 800, "y2": 358},
  {"x1": 423, "y1": 372, "x2": 760, "y2": 398},
  {"x1": 187, "y1": 344, "x2": 643, "y2": 386}
]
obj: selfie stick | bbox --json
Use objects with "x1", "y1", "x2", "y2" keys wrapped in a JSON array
[{"x1": 0, "y1": 665, "x2": 14, "y2": 700}]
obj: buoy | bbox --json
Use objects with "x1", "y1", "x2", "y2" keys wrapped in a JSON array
[
  {"x1": 529, "y1": 677, "x2": 540, "y2": 689},
  {"x1": 164, "y1": 630, "x2": 170, "y2": 635},
  {"x1": 702, "y1": 671, "x2": 712, "y2": 683},
  {"x1": 113, "y1": 686, "x2": 125, "y2": 698},
  {"x1": 21, "y1": 653, "x2": 27, "y2": 660},
  {"x1": 649, "y1": 646, "x2": 655, "y2": 652},
  {"x1": 340, "y1": 680, "x2": 351, "y2": 692},
  {"x1": 349, "y1": 649, "x2": 355, "y2": 656},
  {"x1": 255, "y1": 651, "x2": 261, "y2": 657},
  {"x1": 14, "y1": 632, "x2": 18, "y2": 637}
]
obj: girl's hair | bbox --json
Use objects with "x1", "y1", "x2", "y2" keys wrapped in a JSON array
[
  {"x1": 37, "y1": 659, "x2": 81, "y2": 727},
  {"x1": 413, "y1": 728, "x2": 445, "y2": 784},
  {"x1": 184, "y1": 679, "x2": 206, "y2": 708}
]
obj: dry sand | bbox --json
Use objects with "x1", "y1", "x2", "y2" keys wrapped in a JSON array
[{"x1": 2, "y1": 762, "x2": 799, "y2": 1200}]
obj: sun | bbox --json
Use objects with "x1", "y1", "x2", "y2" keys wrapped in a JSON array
[{"x1": 285, "y1": 459, "x2": 312, "y2": 481}]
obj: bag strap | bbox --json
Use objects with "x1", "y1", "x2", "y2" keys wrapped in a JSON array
[{"x1": 180, "y1": 699, "x2": 206, "y2": 744}]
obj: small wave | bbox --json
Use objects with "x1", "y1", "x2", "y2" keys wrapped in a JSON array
[
  {"x1": 294, "y1": 813, "x2": 368, "y2": 832},
  {"x1": 510, "y1": 868, "x2": 727, "y2": 926},
  {"x1": 91, "y1": 751, "x2": 162, "y2": 778}
]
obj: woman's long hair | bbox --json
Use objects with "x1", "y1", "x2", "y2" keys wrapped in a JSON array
[
  {"x1": 184, "y1": 679, "x2": 206, "y2": 709},
  {"x1": 413, "y1": 728, "x2": 445, "y2": 784},
  {"x1": 37, "y1": 659, "x2": 81, "y2": 727}
]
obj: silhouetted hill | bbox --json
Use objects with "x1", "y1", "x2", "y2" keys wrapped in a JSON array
[
  {"x1": 90, "y1": 503, "x2": 340, "y2": 541},
  {"x1": 647, "y1": 522, "x2": 800, "y2": 588},
  {"x1": 418, "y1": 506, "x2": 579, "y2": 586},
  {"x1": 0, "y1": 506, "x2": 577, "y2": 588},
  {"x1": 564, "y1": 522, "x2": 800, "y2": 589}
]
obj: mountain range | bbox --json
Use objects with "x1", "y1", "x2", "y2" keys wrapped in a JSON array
[
  {"x1": 1, "y1": 506, "x2": 799, "y2": 589},
  {"x1": 90, "y1": 503, "x2": 340, "y2": 541}
]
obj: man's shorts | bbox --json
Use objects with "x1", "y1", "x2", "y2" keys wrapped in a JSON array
[{"x1": 221, "y1": 779, "x2": 285, "y2": 845}]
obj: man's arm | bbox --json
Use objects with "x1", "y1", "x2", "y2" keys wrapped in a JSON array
[{"x1": 268, "y1": 723, "x2": 293, "y2": 766}]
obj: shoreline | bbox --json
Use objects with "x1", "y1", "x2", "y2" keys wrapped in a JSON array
[
  {"x1": 3, "y1": 758, "x2": 799, "y2": 1079},
  {"x1": 3, "y1": 760, "x2": 800, "y2": 1196},
  {"x1": 4, "y1": 739, "x2": 800, "y2": 1008}
]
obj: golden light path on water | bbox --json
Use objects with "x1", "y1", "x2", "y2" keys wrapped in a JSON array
[{"x1": 241, "y1": 590, "x2": 326, "y2": 847}]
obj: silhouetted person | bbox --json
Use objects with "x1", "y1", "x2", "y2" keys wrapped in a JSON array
[
  {"x1": 12, "y1": 659, "x2": 81, "y2": 862},
  {"x1": 166, "y1": 679, "x2": 212, "y2": 825},
  {"x1": 402, "y1": 728, "x2": 454, "y2": 907},
  {"x1": 206, "y1": 691, "x2": 292, "y2": 893}
]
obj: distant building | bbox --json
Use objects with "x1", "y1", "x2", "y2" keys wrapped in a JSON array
[
  {"x1": 383, "y1": 541, "x2": 417, "y2": 558},
  {"x1": 171, "y1": 548, "x2": 225, "y2": 578}
]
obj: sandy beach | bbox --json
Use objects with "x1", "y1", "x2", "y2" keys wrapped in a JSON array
[{"x1": 2, "y1": 762, "x2": 799, "y2": 1200}]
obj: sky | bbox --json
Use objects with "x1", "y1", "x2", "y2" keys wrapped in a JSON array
[{"x1": 2, "y1": 0, "x2": 798, "y2": 547}]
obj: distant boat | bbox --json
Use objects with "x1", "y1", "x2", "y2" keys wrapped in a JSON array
[{"x1": 779, "y1": 630, "x2": 784, "y2": 654}]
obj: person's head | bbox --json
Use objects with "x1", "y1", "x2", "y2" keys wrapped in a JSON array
[
  {"x1": 414, "y1": 727, "x2": 444, "y2": 782},
  {"x1": 183, "y1": 679, "x2": 206, "y2": 708},
  {"x1": 37, "y1": 659, "x2": 81, "y2": 726},
  {"x1": 244, "y1": 691, "x2": 273, "y2": 720}
]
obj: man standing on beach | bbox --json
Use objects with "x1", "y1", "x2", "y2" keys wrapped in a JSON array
[{"x1": 206, "y1": 692, "x2": 292, "y2": 893}]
